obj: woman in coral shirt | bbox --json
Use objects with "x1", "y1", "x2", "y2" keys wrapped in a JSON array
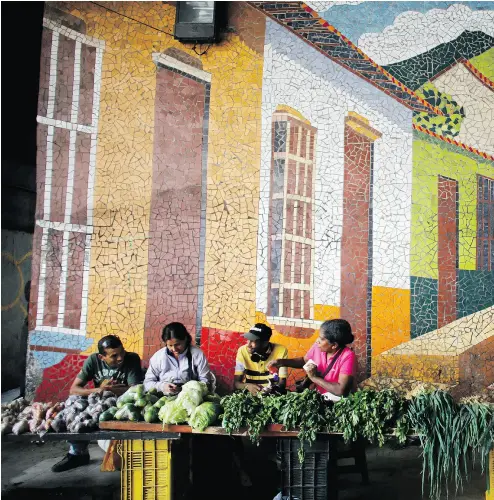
[{"x1": 267, "y1": 319, "x2": 357, "y2": 398}]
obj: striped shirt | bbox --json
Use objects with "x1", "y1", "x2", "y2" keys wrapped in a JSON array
[{"x1": 235, "y1": 343, "x2": 288, "y2": 386}]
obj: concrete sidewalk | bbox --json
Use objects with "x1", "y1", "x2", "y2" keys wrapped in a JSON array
[
  {"x1": 1, "y1": 441, "x2": 119, "y2": 500},
  {"x1": 337, "y1": 445, "x2": 487, "y2": 500},
  {"x1": 1, "y1": 439, "x2": 487, "y2": 499}
]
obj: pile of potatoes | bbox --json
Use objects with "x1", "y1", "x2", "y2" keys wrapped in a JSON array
[
  {"x1": 1, "y1": 392, "x2": 118, "y2": 436},
  {"x1": 56, "y1": 392, "x2": 117, "y2": 433},
  {"x1": 1, "y1": 399, "x2": 63, "y2": 435}
]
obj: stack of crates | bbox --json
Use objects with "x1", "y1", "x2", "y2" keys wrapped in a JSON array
[
  {"x1": 119, "y1": 440, "x2": 172, "y2": 500},
  {"x1": 277, "y1": 437, "x2": 337, "y2": 500}
]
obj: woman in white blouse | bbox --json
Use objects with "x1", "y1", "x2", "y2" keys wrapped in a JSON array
[{"x1": 144, "y1": 322, "x2": 214, "y2": 395}]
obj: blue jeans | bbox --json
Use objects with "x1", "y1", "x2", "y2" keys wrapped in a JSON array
[{"x1": 69, "y1": 441, "x2": 89, "y2": 456}]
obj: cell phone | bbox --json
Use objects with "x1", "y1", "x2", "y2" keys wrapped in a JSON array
[{"x1": 170, "y1": 383, "x2": 183, "y2": 394}]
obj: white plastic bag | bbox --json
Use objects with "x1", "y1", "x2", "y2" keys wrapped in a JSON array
[{"x1": 322, "y1": 392, "x2": 341, "y2": 402}]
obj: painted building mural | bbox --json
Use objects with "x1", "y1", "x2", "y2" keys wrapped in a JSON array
[{"x1": 28, "y1": 1, "x2": 494, "y2": 401}]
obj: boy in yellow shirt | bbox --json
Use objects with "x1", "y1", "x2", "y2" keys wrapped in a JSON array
[{"x1": 234, "y1": 323, "x2": 288, "y2": 394}]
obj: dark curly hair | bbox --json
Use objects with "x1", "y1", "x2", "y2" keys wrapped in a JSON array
[{"x1": 320, "y1": 319, "x2": 354, "y2": 347}]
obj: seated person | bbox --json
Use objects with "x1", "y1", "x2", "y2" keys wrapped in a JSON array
[
  {"x1": 52, "y1": 335, "x2": 143, "y2": 472},
  {"x1": 267, "y1": 319, "x2": 356, "y2": 398},
  {"x1": 144, "y1": 322, "x2": 213, "y2": 395},
  {"x1": 234, "y1": 323, "x2": 288, "y2": 394}
]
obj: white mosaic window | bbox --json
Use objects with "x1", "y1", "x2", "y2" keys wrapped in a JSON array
[
  {"x1": 35, "y1": 19, "x2": 104, "y2": 335},
  {"x1": 267, "y1": 109, "x2": 316, "y2": 320}
]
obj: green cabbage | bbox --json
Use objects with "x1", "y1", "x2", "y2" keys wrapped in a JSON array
[
  {"x1": 154, "y1": 396, "x2": 175, "y2": 409},
  {"x1": 99, "y1": 407, "x2": 118, "y2": 422},
  {"x1": 189, "y1": 402, "x2": 221, "y2": 431},
  {"x1": 177, "y1": 389, "x2": 203, "y2": 415},
  {"x1": 158, "y1": 400, "x2": 188, "y2": 424},
  {"x1": 204, "y1": 393, "x2": 221, "y2": 404},
  {"x1": 115, "y1": 403, "x2": 138, "y2": 421},
  {"x1": 134, "y1": 398, "x2": 147, "y2": 408},
  {"x1": 181, "y1": 381, "x2": 208, "y2": 397},
  {"x1": 144, "y1": 406, "x2": 160, "y2": 423},
  {"x1": 118, "y1": 392, "x2": 137, "y2": 405},
  {"x1": 127, "y1": 384, "x2": 145, "y2": 398},
  {"x1": 145, "y1": 394, "x2": 159, "y2": 405}
]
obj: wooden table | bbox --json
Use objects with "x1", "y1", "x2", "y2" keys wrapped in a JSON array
[
  {"x1": 98, "y1": 421, "x2": 321, "y2": 436},
  {"x1": 2, "y1": 429, "x2": 182, "y2": 442}
]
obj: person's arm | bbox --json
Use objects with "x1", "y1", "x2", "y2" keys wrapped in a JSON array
[
  {"x1": 234, "y1": 375, "x2": 262, "y2": 395},
  {"x1": 69, "y1": 377, "x2": 104, "y2": 396},
  {"x1": 307, "y1": 372, "x2": 354, "y2": 397},
  {"x1": 193, "y1": 349, "x2": 211, "y2": 384},
  {"x1": 276, "y1": 348, "x2": 289, "y2": 390},
  {"x1": 267, "y1": 357, "x2": 305, "y2": 370},
  {"x1": 101, "y1": 381, "x2": 130, "y2": 396},
  {"x1": 143, "y1": 353, "x2": 178, "y2": 395},
  {"x1": 69, "y1": 377, "x2": 128, "y2": 397},
  {"x1": 69, "y1": 356, "x2": 103, "y2": 396}
]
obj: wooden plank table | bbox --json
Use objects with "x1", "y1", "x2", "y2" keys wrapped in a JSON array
[
  {"x1": 2, "y1": 429, "x2": 182, "y2": 442},
  {"x1": 98, "y1": 421, "x2": 337, "y2": 437}
]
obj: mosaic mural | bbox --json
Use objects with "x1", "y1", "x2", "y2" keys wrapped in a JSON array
[{"x1": 28, "y1": 1, "x2": 494, "y2": 401}]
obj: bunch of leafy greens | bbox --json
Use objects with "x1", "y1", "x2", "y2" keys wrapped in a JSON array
[
  {"x1": 221, "y1": 390, "x2": 330, "y2": 462},
  {"x1": 274, "y1": 390, "x2": 331, "y2": 462},
  {"x1": 329, "y1": 389, "x2": 410, "y2": 446},
  {"x1": 221, "y1": 391, "x2": 263, "y2": 436},
  {"x1": 407, "y1": 390, "x2": 493, "y2": 500}
]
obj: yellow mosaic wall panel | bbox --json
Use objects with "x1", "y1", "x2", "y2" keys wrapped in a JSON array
[
  {"x1": 371, "y1": 287, "x2": 411, "y2": 358},
  {"x1": 52, "y1": 2, "x2": 265, "y2": 355}
]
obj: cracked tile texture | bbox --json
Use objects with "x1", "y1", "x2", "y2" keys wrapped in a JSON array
[{"x1": 27, "y1": 1, "x2": 493, "y2": 401}]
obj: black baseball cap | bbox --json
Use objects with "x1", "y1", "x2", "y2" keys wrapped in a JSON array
[{"x1": 243, "y1": 323, "x2": 272, "y2": 342}]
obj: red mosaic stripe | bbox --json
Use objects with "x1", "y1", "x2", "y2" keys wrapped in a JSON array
[
  {"x1": 43, "y1": 229, "x2": 64, "y2": 326},
  {"x1": 63, "y1": 231, "x2": 85, "y2": 329},
  {"x1": 143, "y1": 66, "x2": 205, "y2": 362},
  {"x1": 413, "y1": 124, "x2": 494, "y2": 162},
  {"x1": 437, "y1": 176, "x2": 458, "y2": 328},
  {"x1": 340, "y1": 124, "x2": 373, "y2": 374},
  {"x1": 463, "y1": 59, "x2": 494, "y2": 90}
]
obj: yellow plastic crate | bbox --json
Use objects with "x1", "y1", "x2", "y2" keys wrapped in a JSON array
[
  {"x1": 119, "y1": 440, "x2": 172, "y2": 500},
  {"x1": 487, "y1": 450, "x2": 494, "y2": 500}
]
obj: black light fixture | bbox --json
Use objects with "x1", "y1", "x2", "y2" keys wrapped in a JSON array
[{"x1": 174, "y1": 1, "x2": 221, "y2": 43}]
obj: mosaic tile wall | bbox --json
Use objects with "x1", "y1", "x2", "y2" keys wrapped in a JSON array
[{"x1": 28, "y1": 1, "x2": 494, "y2": 401}]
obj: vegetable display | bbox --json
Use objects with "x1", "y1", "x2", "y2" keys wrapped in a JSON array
[
  {"x1": 407, "y1": 391, "x2": 493, "y2": 500},
  {"x1": 220, "y1": 387, "x2": 493, "y2": 498},
  {"x1": 156, "y1": 381, "x2": 220, "y2": 429},
  {"x1": 2, "y1": 384, "x2": 492, "y2": 500},
  {"x1": 189, "y1": 402, "x2": 222, "y2": 432},
  {"x1": 158, "y1": 400, "x2": 189, "y2": 425},
  {"x1": 328, "y1": 388, "x2": 410, "y2": 446},
  {"x1": 104, "y1": 381, "x2": 223, "y2": 430},
  {"x1": 0, "y1": 391, "x2": 118, "y2": 435}
]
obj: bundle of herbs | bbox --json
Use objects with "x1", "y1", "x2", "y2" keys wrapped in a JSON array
[
  {"x1": 329, "y1": 388, "x2": 410, "y2": 446},
  {"x1": 407, "y1": 390, "x2": 493, "y2": 500},
  {"x1": 274, "y1": 390, "x2": 331, "y2": 461},
  {"x1": 221, "y1": 391, "x2": 263, "y2": 436},
  {"x1": 221, "y1": 385, "x2": 493, "y2": 498},
  {"x1": 221, "y1": 389, "x2": 330, "y2": 461}
]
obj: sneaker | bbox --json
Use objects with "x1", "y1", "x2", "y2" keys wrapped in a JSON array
[{"x1": 51, "y1": 453, "x2": 90, "y2": 472}]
